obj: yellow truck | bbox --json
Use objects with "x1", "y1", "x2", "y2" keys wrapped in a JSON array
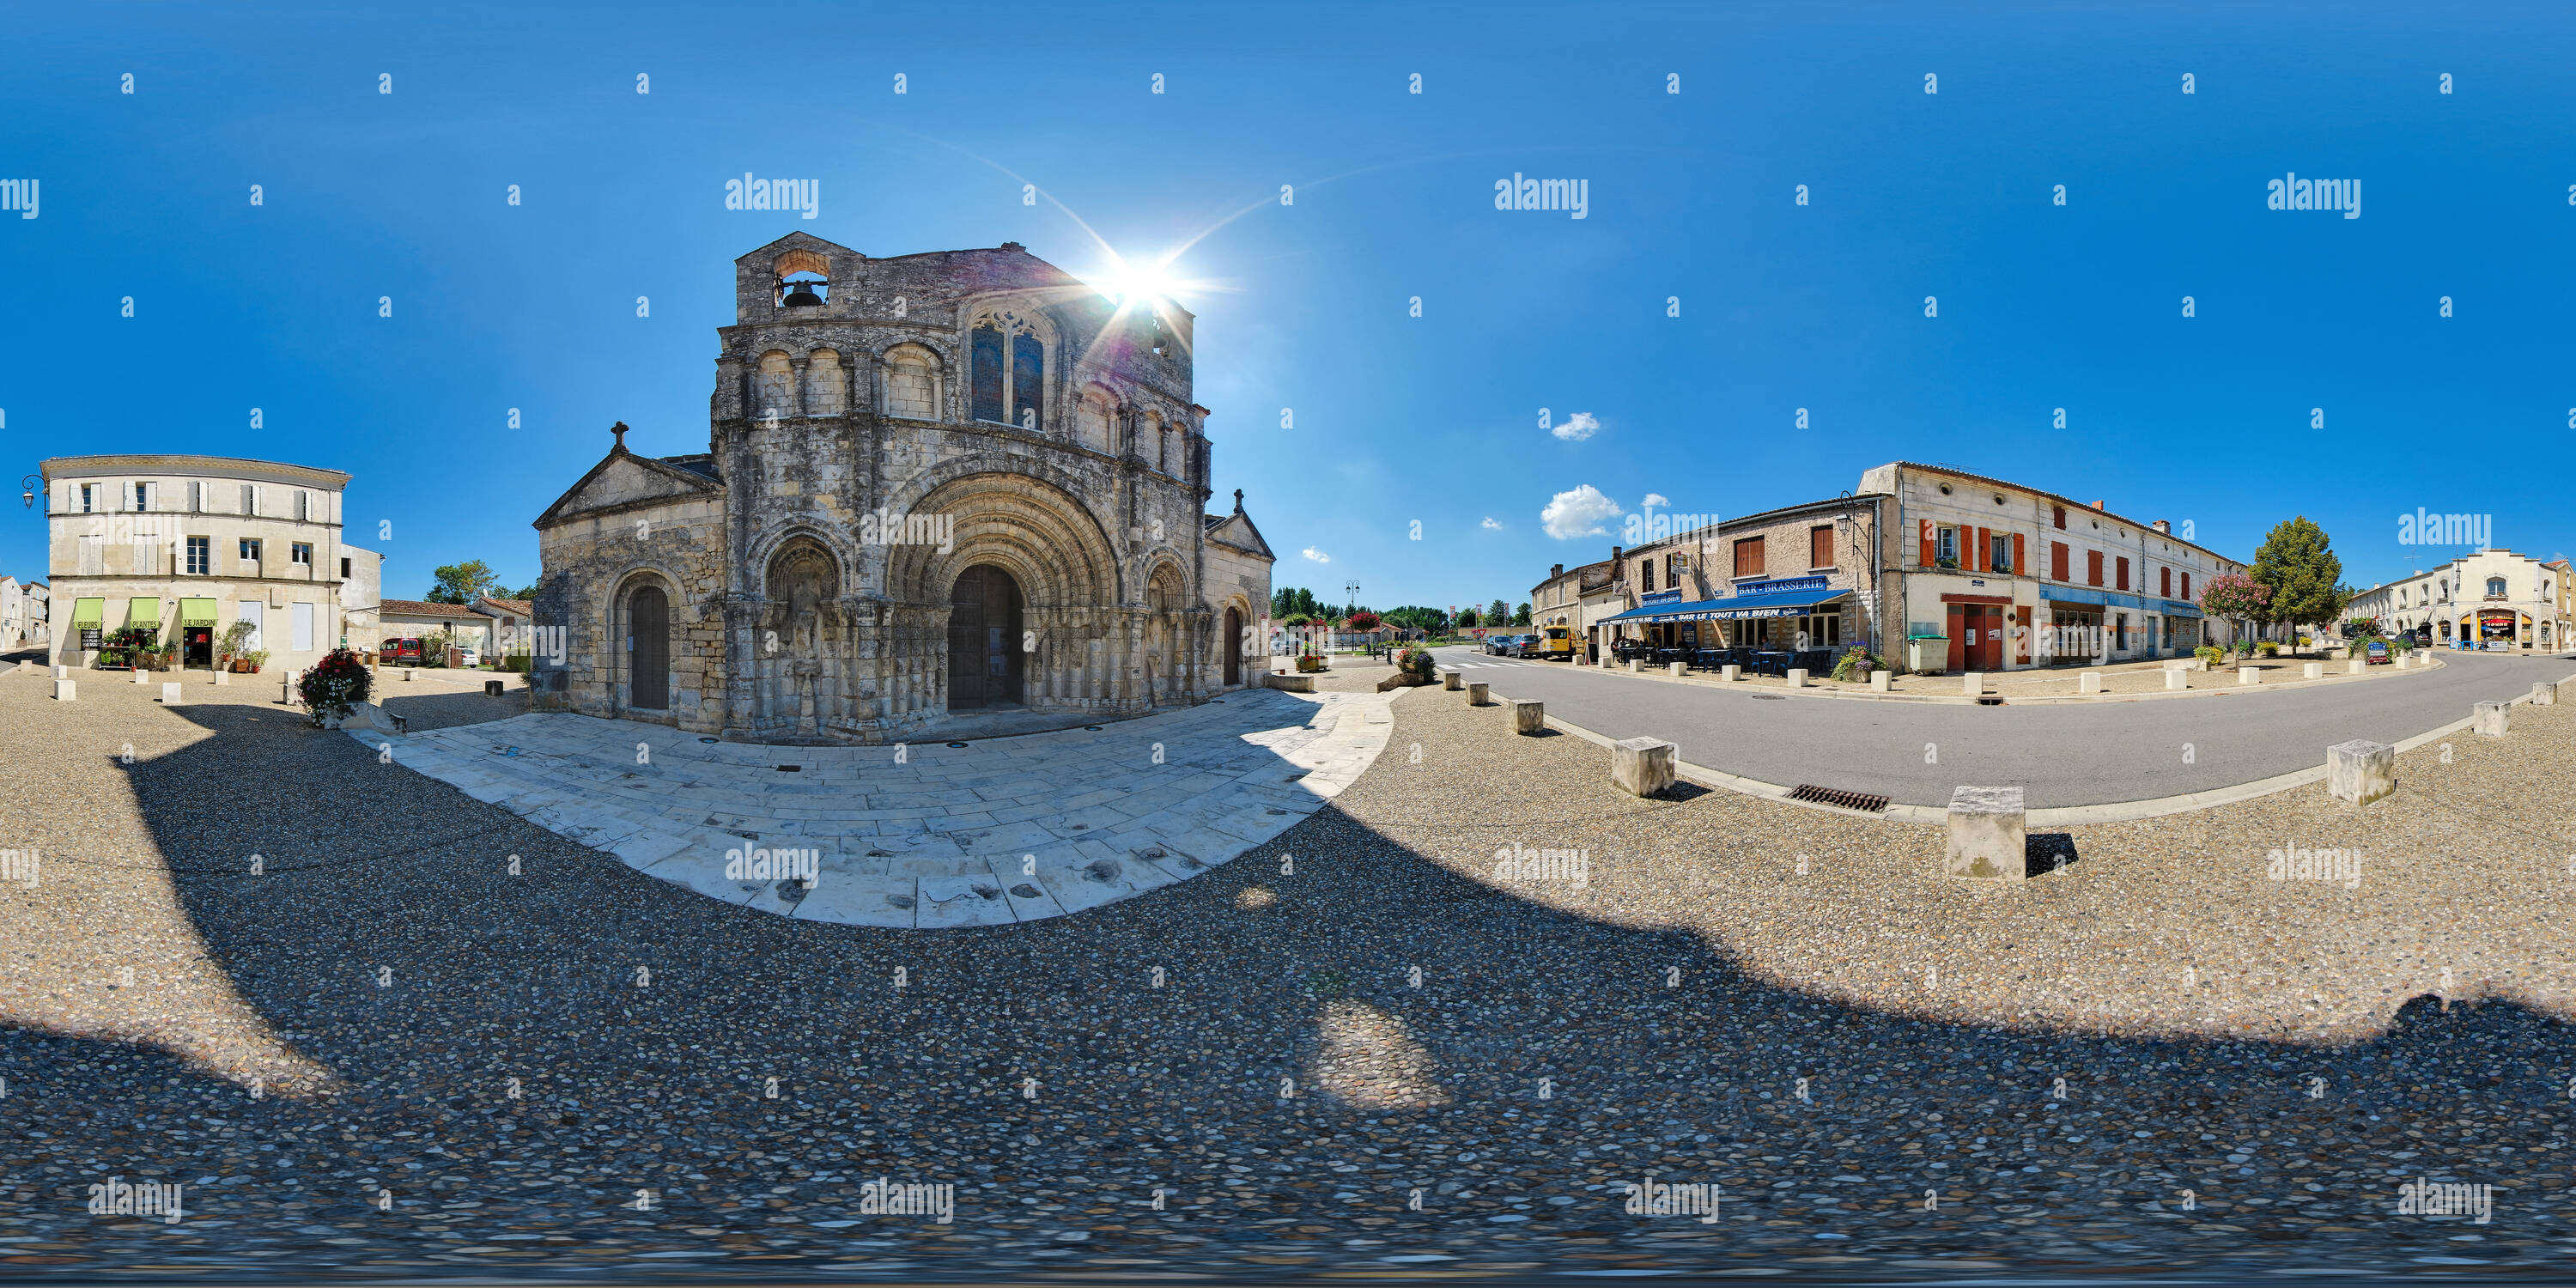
[{"x1": 1538, "y1": 626, "x2": 1575, "y2": 659}]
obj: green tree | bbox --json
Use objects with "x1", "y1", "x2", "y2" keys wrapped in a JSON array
[
  {"x1": 428, "y1": 560, "x2": 501, "y2": 605},
  {"x1": 1512, "y1": 602, "x2": 1532, "y2": 626},
  {"x1": 1455, "y1": 606, "x2": 1480, "y2": 629},
  {"x1": 1271, "y1": 586, "x2": 1323, "y2": 620},
  {"x1": 2198, "y1": 572, "x2": 2271, "y2": 649},
  {"x1": 1486, "y1": 598, "x2": 1510, "y2": 626},
  {"x1": 2249, "y1": 517, "x2": 2345, "y2": 634}
]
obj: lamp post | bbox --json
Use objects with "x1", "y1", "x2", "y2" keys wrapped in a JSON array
[{"x1": 20, "y1": 475, "x2": 38, "y2": 510}]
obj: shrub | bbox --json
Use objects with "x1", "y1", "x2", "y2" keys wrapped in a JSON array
[
  {"x1": 297, "y1": 647, "x2": 374, "y2": 724},
  {"x1": 1398, "y1": 646, "x2": 1436, "y2": 677},
  {"x1": 1829, "y1": 646, "x2": 1876, "y2": 682},
  {"x1": 2256, "y1": 641, "x2": 2281, "y2": 657},
  {"x1": 421, "y1": 628, "x2": 453, "y2": 667},
  {"x1": 2194, "y1": 645, "x2": 2225, "y2": 669}
]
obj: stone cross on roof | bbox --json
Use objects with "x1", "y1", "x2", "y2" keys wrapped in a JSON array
[{"x1": 611, "y1": 422, "x2": 629, "y2": 452}]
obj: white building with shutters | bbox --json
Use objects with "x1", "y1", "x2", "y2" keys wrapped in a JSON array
[{"x1": 40, "y1": 454, "x2": 362, "y2": 676}]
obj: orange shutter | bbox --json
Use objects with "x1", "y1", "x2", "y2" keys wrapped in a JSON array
[
  {"x1": 1919, "y1": 519, "x2": 1935, "y2": 569},
  {"x1": 2013, "y1": 533, "x2": 2026, "y2": 576}
]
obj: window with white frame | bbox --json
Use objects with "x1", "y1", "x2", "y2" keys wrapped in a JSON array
[{"x1": 185, "y1": 537, "x2": 210, "y2": 576}]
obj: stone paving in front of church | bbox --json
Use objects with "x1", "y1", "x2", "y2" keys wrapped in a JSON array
[{"x1": 349, "y1": 685, "x2": 1397, "y2": 928}]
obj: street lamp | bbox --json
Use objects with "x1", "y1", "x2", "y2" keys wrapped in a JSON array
[{"x1": 20, "y1": 475, "x2": 38, "y2": 509}]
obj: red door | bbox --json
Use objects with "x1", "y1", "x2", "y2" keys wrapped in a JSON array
[{"x1": 1975, "y1": 606, "x2": 2004, "y2": 671}]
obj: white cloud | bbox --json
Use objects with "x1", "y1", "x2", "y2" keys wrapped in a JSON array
[
  {"x1": 1302, "y1": 546, "x2": 1330, "y2": 563},
  {"x1": 1480, "y1": 517, "x2": 1502, "y2": 530},
  {"x1": 1540, "y1": 484, "x2": 1622, "y2": 539},
  {"x1": 1642, "y1": 492, "x2": 1670, "y2": 508},
  {"x1": 1552, "y1": 410, "x2": 1601, "y2": 441}
]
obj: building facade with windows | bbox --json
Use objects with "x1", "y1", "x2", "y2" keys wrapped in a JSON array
[
  {"x1": 0, "y1": 577, "x2": 45, "y2": 651},
  {"x1": 1861, "y1": 462, "x2": 2245, "y2": 670},
  {"x1": 1591, "y1": 494, "x2": 1897, "y2": 660},
  {"x1": 40, "y1": 454, "x2": 361, "y2": 675},
  {"x1": 532, "y1": 234, "x2": 1271, "y2": 743},
  {"x1": 2344, "y1": 550, "x2": 2568, "y2": 650}
]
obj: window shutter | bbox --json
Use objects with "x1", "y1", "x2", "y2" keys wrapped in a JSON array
[
  {"x1": 2051, "y1": 542, "x2": 2069, "y2": 581},
  {"x1": 2183, "y1": 572, "x2": 2191, "y2": 599},
  {"x1": 2013, "y1": 533, "x2": 2026, "y2": 575},
  {"x1": 2088, "y1": 550, "x2": 2104, "y2": 586},
  {"x1": 1918, "y1": 520, "x2": 1935, "y2": 569}
]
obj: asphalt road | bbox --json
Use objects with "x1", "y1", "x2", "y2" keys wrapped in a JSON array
[{"x1": 1432, "y1": 645, "x2": 2576, "y2": 808}]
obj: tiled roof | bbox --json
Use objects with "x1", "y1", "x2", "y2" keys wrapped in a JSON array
[
  {"x1": 477, "y1": 597, "x2": 535, "y2": 617},
  {"x1": 379, "y1": 598, "x2": 495, "y2": 619}
]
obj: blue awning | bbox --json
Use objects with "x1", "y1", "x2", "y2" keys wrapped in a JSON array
[
  {"x1": 2044, "y1": 586, "x2": 2206, "y2": 618},
  {"x1": 1601, "y1": 587, "x2": 1852, "y2": 624}
]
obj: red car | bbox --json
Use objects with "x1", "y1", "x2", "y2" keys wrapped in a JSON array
[{"x1": 380, "y1": 637, "x2": 423, "y2": 665}]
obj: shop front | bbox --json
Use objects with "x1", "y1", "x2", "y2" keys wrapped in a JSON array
[
  {"x1": 1599, "y1": 580, "x2": 1854, "y2": 659},
  {"x1": 179, "y1": 598, "x2": 219, "y2": 668},
  {"x1": 68, "y1": 597, "x2": 105, "y2": 661},
  {"x1": 2464, "y1": 608, "x2": 2528, "y2": 649}
]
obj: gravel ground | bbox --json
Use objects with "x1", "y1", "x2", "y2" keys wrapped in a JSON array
[{"x1": 0, "y1": 666, "x2": 2571, "y2": 1281}]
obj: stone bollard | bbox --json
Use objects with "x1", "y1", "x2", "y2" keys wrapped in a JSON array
[
  {"x1": 54, "y1": 664, "x2": 68, "y2": 678},
  {"x1": 1722, "y1": 664, "x2": 1741, "y2": 682},
  {"x1": 161, "y1": 682, "x2": 183, "y2": 705},
  {"x1": 1442, "y1": 669, "x2": 1462, "y2": 691},
  {"x1": 2395, "y1": 653, "x2": 2411, "y2": 669},
  {"x1": 2079, "y1": 671, "x2": 2103, "y2": 694},
  {"x1": 1668, "y1": 661, "x2": 1686, "y2": 677},
  {"x1": 13, "y1": 659, "x2": 29, "y2": 674},
  {"x1": 133, "y1": 667, "x2": 149, "y2": 684},
  {"x1": 1505, "y1": 696, "x2": 1546, "y2": 735},
  {"x1": 403, "y1": 667, "x2": 416, "y2": 682},
  {"x1": 52, "y1": 678, "x2": 76, "y2": 702},
  {"x1": 2348, "y1": 658, "x2": 2366, "y2": 674},
  {"x1": 1785, "y1": 667, "x2": 1808, "y2": 689},
  {"x1": 2533, "y1": 682, "x2": 2557, "y2": 707},
  {"x1": 1943, "y1": 785, "x2": 2027, "y2": 881},
  {"x1": 1869, "y1": 670, "x2": 1891, "y2": 692},
  {"x1": 212, "y1": 669, "x2": 228, "y2": 686},
  {"x1": 2165, "y1": 668, "x2": 2187, "y2": 690},
  {"x1": 2328, "y1": 739, "x2": 2395, "y2": 805},
  {"x1": 2303, "y1": 662, "x2": 2324, "y2": 680},
  {"x1": 1467, "y1": 681, "x2": 1491, "y2": 707},
  {"x1": 1962, "y1": 671, "x2": 1983, "y2": 697},
  {"x1": 2238, "y1": 666, "x2": 2259, "y2": 685},
  {"x1": 485, "y1": 679, "x2": 506, "y2": 696},
  {"x1": 1611, "y1": 736, "x2": 1677, "y2": 796},
  {"x1": 2474, "y1": 700, "x2": 2509, "y2": 738},
  {"x1": 1626, "y1": 659, "x2": 1642, "y2": 673}
]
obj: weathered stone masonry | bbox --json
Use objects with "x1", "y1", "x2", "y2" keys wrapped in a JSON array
[{"x1": 531, "y1": 233, "x2": 1273, "y2": 743}]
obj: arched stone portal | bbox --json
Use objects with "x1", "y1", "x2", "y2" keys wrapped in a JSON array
[
  {"x1": 625, "y1": 583, "x2": 669, "y2": 711},
  {"x1": 1224, "y1": 605, "x2": 1243, "y2": 686},
  {"x1": 751, "y1": 537, "x2": 849, "y2": 738}
]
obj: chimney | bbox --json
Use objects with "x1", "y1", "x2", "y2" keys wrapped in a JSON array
[
  {"x1": 2091, "y1": 500, "x2": 2105, "y2": 510},
  {"x1": 2152, "y1": 519, "x2": 2170, "y2": 533},
  {"x1": 1551, "y1": 563, "x2": 1564, "y2": 578}
]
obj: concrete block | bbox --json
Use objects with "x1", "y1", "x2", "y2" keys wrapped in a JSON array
[
  {"x1": 1962, "y1": 671, "x2": 1984, "y2": 697},
  {"x1": 2079, "y1": 671, "x2": 2102, "y2": 694},
  {"x1": 1467, "y1": 681, "x2": 1490, "y2": 706},
  {"x1": 484, "y1": 679, "x2": 506, "y2": 697},
  {"x1": 1943, "y1": 785, "x2": 2027, "y2": 881},
  {"x1": 2395, "y1": 654, "x2": 2411, "y2": 670},
  {"x1": 160, "y1": 682, "x2": 182, "y2": 705},
  {"x1": 1722, "y1": 664, "x2": 1741, "y2": 682},
  {"x1": 1785, "y1": 667, "x2": 1808, "y2": 689},
  {"x1": 2303, "y1": 662, "x2": 2324, "y2": 680},
  {"x1": 403, "y1": 667, "x2": 416, "y2": 682},
  {"x1": 1610, "y1": 736, "x2": 1677, "y2": 797},
  {"x1": 2532, "y1": 681, "x2": 2556, "y2": 706},
  {"x1": 2238, "y1": 666, "x2": 2259, "y2": 685},
  {"x1": 212, "y1": 669, "x2": 228, "y2": 685},
  {"x1": 1266, "y1": 672, "x2": 1315, "y2": 692},
  {"x1": 1441, "y1": 669, "x2": 1461, "y2": 690},
  {"x1": 13, "y1": 659, "x2": 29, "y2": 673},
  {"x1": 132, "y1": 667, "x2": 149, "y2": 684},
  {"x1": 2348, "y1": 658, "x2": 2366, "y2": 674},
  {"x1": 2327, "y1": 739, "x2": 2394, "y2": 805},
  {"x1": 282, "y1": 673, "x2": 295, "y2": 704},
  {"x1": 1625, "y1": 659, "x2": 1641, "y2": 673},
  {"x1": 1668, "y1": 661, "x2": 1685, "y2": 677},
  {"x1": 52, "y1": 678, "x2": 75, "y2": 702},
  {"x1": 2165, "y1": 668, "x2": 2187, "y2": 690},
  {"x1": 1869, "y1": 670, "x2": 1891, "y2": 692},
  {"x1": 1504, "y1": 696, "x2": 1545, "y2": 735},
  {"x1": 53, "y1": 665, "x2": 67, "y2": 678},
  {"x1": 2474, "y1": 700, "x2": 2509, "y2": 738}
]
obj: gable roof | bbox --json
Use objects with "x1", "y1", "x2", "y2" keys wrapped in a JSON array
[
  {"x1": 1204, "y1": 505, "x2": 1273, "y2": 562},
  {"x1": 379, "y1": 598, "x2": 494, "y2": 620},
  {"x1": 476, "y1": 597, "x2": 535, "y2": 617},
  {"x1": 534, "y1": 426, "x2": 726, "y2": 530}
]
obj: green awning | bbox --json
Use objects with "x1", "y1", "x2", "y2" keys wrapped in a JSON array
[
  {"x1": 70, "y1": 598, "x2": 104, "y2": 629},
  {"x1": 179, "y1": 598, "x2": 219, "y2": 627},
  {"x1": 126, "y1": 597, "x2": 161, "y2": 628}
]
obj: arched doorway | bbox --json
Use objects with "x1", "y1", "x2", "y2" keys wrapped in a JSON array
[
  {"x1": 626, "y1": 583, "x2": 669, "y2": 711},
  {"x1": 1224, "y1": 605, "x2": 1242, "y2": 685},
  {"x1": 948, "y1": 565, "x2": 1024, "y2": 708}
]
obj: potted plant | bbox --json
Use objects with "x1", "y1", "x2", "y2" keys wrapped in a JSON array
[
  {"x1": 1830, "y1": 646, "x2": 1875, "y2": 682},
  {"x1": 297, "y1": 647, "x2": 375, "y2": 727},
  {"x1": 240, "y1": 648, "x2": 269, "y2": 674},
  {"x1": 1295, "y1": 653, "x2": 1325, "y2": 674}
]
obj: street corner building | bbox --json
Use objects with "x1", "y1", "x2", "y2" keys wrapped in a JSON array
[{"x1": 528, "y1": 233, "x2": 1274, "y2": 744}]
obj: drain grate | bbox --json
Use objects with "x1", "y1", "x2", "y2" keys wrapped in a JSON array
[{"x1": 1789, "y1": 784, "x2": 1889, "y2": 813}]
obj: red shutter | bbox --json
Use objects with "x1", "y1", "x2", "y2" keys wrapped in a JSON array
[
  {"x1": 2013, "y1": 533, "x2": 2026, "y2": 576},
  {"x1": 2088, "y1": 550, "x2": 2104, "y2": 586},
  {"x1": 1919, "y1": 519, "x2": 1936, "y2": 569},
  {"x1": 2050, "y1": 542, "x2": 2068, "y2": 580},
  {"x1": 2183, "y1": 572, "x2": 2192, "y2": 598},
  {"x1": 1973, "y1": 526, "x2": 1990, "y2": 572},
  {"x1": 2161, "y1": 567, "x2": 2172, "y2": 597},
  {"x1": 2117, "y1": 556, "x2": 2130, "y2": 591}
]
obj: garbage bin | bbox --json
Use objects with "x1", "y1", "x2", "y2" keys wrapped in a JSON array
[{"x1": 1905, "y1": 635, "x2": 1948, "y2": 675}]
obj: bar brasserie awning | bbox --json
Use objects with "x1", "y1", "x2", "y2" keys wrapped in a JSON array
[
  {"x1": 1601, "y1": 586, "x2": 1853, "y2": 624},
  {"x1": 179, "y1": 598, "x2": 219, "y2": 627}
]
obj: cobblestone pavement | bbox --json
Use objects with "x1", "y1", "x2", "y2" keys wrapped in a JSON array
[
  {"x1": 0, "y1": 666, "x2": 2571, "y2": 1281},
  {"x1": 360, "y1": 688, "x2": 1393, "y2": 927}
]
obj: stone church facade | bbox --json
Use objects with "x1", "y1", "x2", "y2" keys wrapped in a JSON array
[{"x1": 530, "y1": 233, "x2": 1273, "y2": 743}]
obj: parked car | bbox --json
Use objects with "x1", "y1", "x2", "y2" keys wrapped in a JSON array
[
  {"x1": 381, "y1": 636, "x2": 423, "y2": 665},
  {"x1": 457, "y1": 647, "x2": 481, "y2": 667},
  {"x1": 1510, "y1": 634, "x2": 1544, "y2": 659},
  {"x1": 1537, "y1": 626, "x2": 1574, "y2": 659},
  {"x1": 1484, "y1": 634, "x2": 1515, "y2": 655}
]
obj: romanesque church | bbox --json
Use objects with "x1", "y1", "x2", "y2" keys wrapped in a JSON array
[{"x1": 530, "y1": 234, "x2": 1273, "y2": 742}]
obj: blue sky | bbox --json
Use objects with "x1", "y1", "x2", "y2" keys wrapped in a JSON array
[{"x1": 4, "y1": 2, "x2": 2573, "y2": 614}]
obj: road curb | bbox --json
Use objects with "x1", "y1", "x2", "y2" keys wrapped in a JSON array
[{"x1": 1525, "y1": 651, "x2": 2455, "y2": 706}]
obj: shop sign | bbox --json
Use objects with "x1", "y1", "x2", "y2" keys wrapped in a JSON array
[
  {"x1": 1732, "y1": 575, "x2": 1827, "y2": 596},
  {"x1": 81, "y1": 628, "x2": 101, "y2": 649}
]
